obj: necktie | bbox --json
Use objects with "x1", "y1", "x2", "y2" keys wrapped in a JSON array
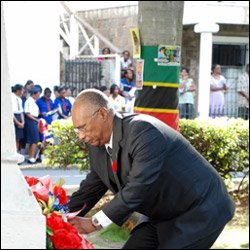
[
  {"x1": 107, "y1": 146, "x2": 112, "y2": 157},
  {"x1": 45, "y1": 99, "x2": 51, "y2": 112},
  {"x1": 17, "y1": 97, "x2": 20, "y2": 111},
  {"x1": 62, "y1": 99, "x2": 67, "y2": 113}
]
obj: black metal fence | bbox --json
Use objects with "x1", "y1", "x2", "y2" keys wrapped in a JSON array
[
  {"x1": 64, "y1": 59, "x2": 102, "y2": 96},
  {"x1": 179, "y1": 88, "x2": 249, "y2": 120},
  {"x1": 179, "y1": 67, "x2": 249, "y2": 120}
]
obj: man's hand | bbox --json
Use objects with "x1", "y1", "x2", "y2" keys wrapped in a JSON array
[{"x1": 68, "y1": 216, "x2": 97, "y2": 234}]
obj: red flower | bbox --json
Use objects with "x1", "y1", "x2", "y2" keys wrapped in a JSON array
[
  {"x1": 53, "y1": 185, "x2": 68, "y2": 205},
  {"x1": 47, "y1": 213, "x2": 84, "y2": 249},
  {"x1": 25, "y1": 176, "x2": 40, "y2": 186},
  {"x1": 46, "y1": 212, "x2": 65, "y2": 232},
  {"x1": 63, "y1": 222, "x2": 79, "y2": 235},
  {"x1": 82, "y1": 238, "x2": 95, "y2": 249},
  {"x1": 50, "y1": 228, "x2": 83, "y2": 249}
]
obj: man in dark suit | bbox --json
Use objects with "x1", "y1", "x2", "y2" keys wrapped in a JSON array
[{"x1": 68, "y1": 89, "x2": 235, "y2": 249}]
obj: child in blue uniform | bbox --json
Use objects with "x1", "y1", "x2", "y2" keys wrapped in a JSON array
[
  {"x1": 36, "y1": 87, "x2": 57, "y2": 125},
  {"x1": 54, "y1": 86, "x2": 72, "y2": 119}
]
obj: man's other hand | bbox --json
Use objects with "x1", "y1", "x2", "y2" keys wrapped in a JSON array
[{"x1": 68, "y1": 216, "x2": 97, "y2": 234}]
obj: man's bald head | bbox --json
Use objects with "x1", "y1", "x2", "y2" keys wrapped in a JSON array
[
  {"x1": 74, "y1": 88, "x2": 112, "y2": 112},
  {"x1": 72, "y1": 89, "x2": 115, "y2": 146}
]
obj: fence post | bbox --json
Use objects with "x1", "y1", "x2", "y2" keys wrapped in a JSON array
[{"x1": 115, "y1": 53, "x2": 121, "y2": 87}]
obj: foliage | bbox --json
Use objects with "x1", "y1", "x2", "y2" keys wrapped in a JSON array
[
  {"x1": 43, "y1": 117, "x2": 249, "y2": 183},
  {"x1": 179, "y1": 117, "x2": 249, "y2": 180},
  {"x1": 43, "y1": 119, "x2": 89, "y2": 170}
]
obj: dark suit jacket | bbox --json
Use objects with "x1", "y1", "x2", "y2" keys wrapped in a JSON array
[{"x1": 68, "y1": 113, "x2": 235, "y2": 248}]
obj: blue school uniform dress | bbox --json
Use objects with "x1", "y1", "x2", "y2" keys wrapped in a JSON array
[
  {"x1": 120, "y1": 78, "x2": 135, "y2": 92},
  {"x1": 24, "y1": 97, "x2": 40, "y2": 144},
  {"x1": 36, "y1": 97, "x2": 55, "y2": 125},
  {"x1": 54, "y1": 97, "x2": 72, "y2": 119},
  {"x1": 11, "y1": 93, "x2": 24, "y2": 140}
]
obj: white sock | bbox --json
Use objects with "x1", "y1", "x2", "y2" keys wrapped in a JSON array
[{"x1": 29, "y1": 158, "x2": 36, "y2": 163}]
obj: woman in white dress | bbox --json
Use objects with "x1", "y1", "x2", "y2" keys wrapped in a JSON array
[{"x1": 210, "y1": 64, "x2": 228, "y2": 117}]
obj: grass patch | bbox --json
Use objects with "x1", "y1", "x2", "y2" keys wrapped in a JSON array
[{"x1": 99, "y1": 223, "x2": 130, "y2": 242}]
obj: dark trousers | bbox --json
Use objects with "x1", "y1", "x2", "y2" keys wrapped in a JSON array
[
  {"x1": 122, "y1": 222, "x2": 224, "y2": 249},
  {"x1": 179, "y1": 104, "x2": 195, "y2": 119}
]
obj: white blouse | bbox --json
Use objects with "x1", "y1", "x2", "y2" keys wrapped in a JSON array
[
  {"x1": 24, "y1": 97, "x2": 39, "y2": 117},
  {"x1": 11, "y1": 93, "x2": 23, "y2": 114}
]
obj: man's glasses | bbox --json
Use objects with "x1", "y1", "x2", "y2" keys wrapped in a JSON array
[{"x1": 74, "y1": 108, "x2": 100, "y2": 134}]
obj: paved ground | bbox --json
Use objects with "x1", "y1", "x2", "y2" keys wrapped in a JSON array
[
  {"x1": 84, "y1": 231, "x2": 125, "y2": 249},
  {"x1": 20, "y1": 163, "x2": 88, "y2": 185}
]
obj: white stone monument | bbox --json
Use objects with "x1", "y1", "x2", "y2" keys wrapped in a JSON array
[{"x1": 1, "y1": 3, "x2": 46, "y2": 249}]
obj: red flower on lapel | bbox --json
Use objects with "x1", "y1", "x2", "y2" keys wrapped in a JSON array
[{"x1": 112, "y1": 161, "x2": 117, "y2": 172}]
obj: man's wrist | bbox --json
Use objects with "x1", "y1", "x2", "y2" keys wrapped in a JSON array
[{"x1": 91, "y1": 216, "x2": 102, "y2": 230}]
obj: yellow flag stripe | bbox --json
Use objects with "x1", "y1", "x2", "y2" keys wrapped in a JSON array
[{"x1": 143, "y1": 82, "x2": 179, "y2": 88}]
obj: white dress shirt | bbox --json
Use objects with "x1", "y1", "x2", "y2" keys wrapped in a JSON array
[{"x1": 93, "y1": 133, "x2": 114, "y2": 228}]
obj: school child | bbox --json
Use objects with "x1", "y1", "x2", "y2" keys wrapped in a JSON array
[
  {"x1": 11, "y1": 84, "x2": 25, "y2": 153},
  {"x1": 24, "y1": 86, "x2": 41, "y2": 164}
]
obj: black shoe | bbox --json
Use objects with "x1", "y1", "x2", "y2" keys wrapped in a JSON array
[
  {"x1": 36, "y1": 158, "x2": 42, "y2": 163},
  {"x1": 17, "y1": 160, "x2": 26, "y2": 166}
]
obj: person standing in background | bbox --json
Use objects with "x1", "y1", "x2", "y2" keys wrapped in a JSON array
[
  {"x1": 11, "y1": 84, "x2": 25, "y2": 153},
  {"x1": 102, "y1": 47, "x2": 111, "y2": 55},
  {"x1": 109, "y1": 84, "x2": 126, "y2": 113},
  {"x1": 51, "y1": 85, "x2": 60, "y2": 121},
  {"x1": 24, "y1": 86, "x2": 41, "y2": 164},
  {"x1": 21, "y1": 89, "x2": 27, "y2": 109},
  {"x1": 121, "y1": 50, "x2": 133, "y2": 78},
  {"x1": 20, "y1": 88, "x2": 28, "y2": 156},
  {"x1": 36, "y1": 88, "x2": 56, "y2": 125},
  {"x1": 24, "y1": 80, "x2": 34, "y2": 98},
  {"x1": 179, "y1": 67, "x2": 196, "y2": 119},
  {"x1": 52, "y1": 85, "x2": 60, "y2": 101},
  {"x1": 210, "y1": 64, "x2": 228, "y2": 117},
  {"x1": 65, "y1": 86, "x2": 76, "y2": 106},
  {"x1": 54, "y1": 86, "x2": 72, "y2": 119},
  {"x1": 120, "y1": 69, "x2": 136, "y2": 113},
  {"x1": 237, "y1": 63, "x2": 249, "y2": 120}
]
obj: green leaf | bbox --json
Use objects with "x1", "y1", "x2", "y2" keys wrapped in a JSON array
[
  {"x1": 55, "y1": 178, "x2": 65, "y2": 187},
  {"x1": 46, "y1": 226, "x2": 53, "y2": 236},
  {"x1": 46, "y1": 233, "x2": 54, "y2": 249}
]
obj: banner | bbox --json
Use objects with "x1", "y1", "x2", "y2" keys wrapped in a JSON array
[
  {"x1": 130, "y1": 28, "x2": 141, "y2": 59},
  {"x1": 135, "y1": 59, "x2": 144, "y2": 89},
  {"x1": 157, "y1": 45, "x2": 181, "y2": 66}
]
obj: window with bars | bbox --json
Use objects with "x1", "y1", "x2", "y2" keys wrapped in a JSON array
[{"x1": 212, "y1": 44, "x2": 247, "y2": 66}]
